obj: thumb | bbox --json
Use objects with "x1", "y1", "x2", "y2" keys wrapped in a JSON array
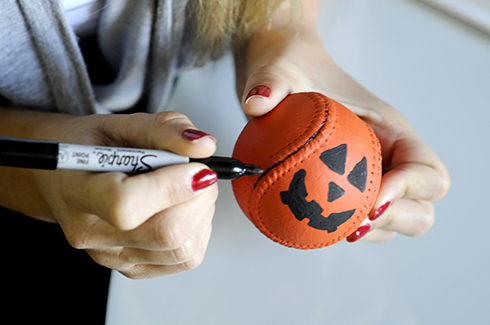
[
  {"x1": 97, "y1": 111, "x2": 217, "y2": 159},
  {"x1": 240, "y1": 67, "x2": 293, "y2": 117}
]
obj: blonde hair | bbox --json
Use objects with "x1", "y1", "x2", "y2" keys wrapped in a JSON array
[{"x1": 184, "y1": 0, "x2": 299, "y2": 65}]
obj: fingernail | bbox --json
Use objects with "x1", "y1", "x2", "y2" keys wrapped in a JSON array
[
  {"x1": 370, "y1": 201, "x2": 391, "y2": 221},
  {"x1": 245, "y1": 85, "x2": 271, "y2": 104},
  {"x1": 192, "y1": 169, "x2": 218, "y2": 191},
  {"x1": 182, "y1": 129, "x2": 215, "y2": 142},
  {"x1": 346, "y1": 224, "x2": 372, "y2": 243}
]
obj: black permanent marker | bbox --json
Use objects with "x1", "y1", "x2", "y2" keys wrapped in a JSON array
[{"x1": 0, "y1": 136, "x2": 263, "y2": 180}]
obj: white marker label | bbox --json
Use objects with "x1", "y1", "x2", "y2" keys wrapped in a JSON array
[{"x1": 57, "y1": 144, "x2": 189, "y2": 173}]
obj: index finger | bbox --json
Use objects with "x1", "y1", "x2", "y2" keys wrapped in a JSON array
[{"x1": 369, "y1": 137, "x2": 450, "y2": 220}]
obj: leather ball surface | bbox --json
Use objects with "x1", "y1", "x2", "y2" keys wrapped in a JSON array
[{"x1": 232, "y1": 92, "x2": 382, "y2": 249}]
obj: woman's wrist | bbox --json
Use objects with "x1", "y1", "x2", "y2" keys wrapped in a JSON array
[{"x1": 0, "y1": 108, "x2": 84, "y2": 220}]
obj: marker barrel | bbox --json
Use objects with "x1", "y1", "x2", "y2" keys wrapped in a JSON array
[{"x1": 0, "y1": 137, "x2": 58, "y2": 170}]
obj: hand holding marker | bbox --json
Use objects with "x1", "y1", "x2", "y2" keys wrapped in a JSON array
[{"x1": 0, "y1": 137, "x2": 263, "y2": 180}]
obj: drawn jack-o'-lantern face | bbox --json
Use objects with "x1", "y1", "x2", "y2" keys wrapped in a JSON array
[
  {"x1": 281, "y1": 144, "x2": 368, "y2": 232},
  {"x1": 232, "y1": 92, "x2": 381, "y2": 249}
]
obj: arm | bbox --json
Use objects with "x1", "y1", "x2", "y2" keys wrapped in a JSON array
[{"x1": 234, "y1": 0, "x2": 450, "y2": 243}]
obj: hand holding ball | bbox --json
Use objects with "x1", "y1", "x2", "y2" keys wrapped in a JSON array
[{"x1": 232, "y1": 92, "x2": 382, "y2": 249}]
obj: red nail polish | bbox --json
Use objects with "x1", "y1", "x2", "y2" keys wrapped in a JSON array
[
  {"x1": 192, "y1": 169, "x2": 218, "y2": 191},
  {"x1": 370, "y1": 201, "x2": 391, "y2": 221},
  {"x1": 182, "y1": 129, "x2": 214, "y2": 142},
  {"x1": 346, "y1": 224, "x2": 372, "y2": 243},
  {"x1": 245, "y1": 85, "x2": 271, "y2": 103}
]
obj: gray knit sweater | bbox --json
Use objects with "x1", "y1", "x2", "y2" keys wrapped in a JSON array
[{"x1": 0, "y1": 0, "x2": 190, "y2": 115}]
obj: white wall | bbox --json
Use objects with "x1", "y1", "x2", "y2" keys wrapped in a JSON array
[{"x1": 106, "y1": 0, "x2": 490, "y2": 324}]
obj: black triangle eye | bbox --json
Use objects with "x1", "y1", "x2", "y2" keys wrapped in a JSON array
[
  {"x1": 320, "y1": 144, "x2": 347, "y2": 175},
  {"x1": 328, "y1": 182, "x2": 345, "y2": 202},
  {"x1": 347, "y1": 157, "x2": 367, "y2": 193}
]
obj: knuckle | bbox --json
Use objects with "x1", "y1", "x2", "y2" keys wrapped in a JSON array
[
  {"x1": 65, "y1": 232, "x2": 88, "y2": 249},
  {"x1": 119, "y1": 265, "x2": 149, "y2": 280},
  {"x1": 64, "y1": 225, "x2": 94, "y2": 249},
  {"x1": 183, "y1": 253, "x2": 205, "y2": 271},
  {"x1": 170, "y1": 239, "x2": 198, "y2": 264},
  {"x1": 90, "y1": 252, "x2": 117, "y2": 269},
  {"x1": 88, "y1": 253, "x2": 106, "y2": 266},
  {"x1": 154, "y1": 217, "x2": 188, "y2": 249},
  {"x1": 153, "y1": 111, "x2": 189, "y2": 129},
  {"x1": 86, "y1": 248, "x2": 133, "y2": 272},
  {"x1": 394, "y1": 164, "x2": 451, "y2": 202},
  {"x1": 105, "y1": 187, "x2": 136, "y2": 230},
  {"x1": 123, "y1": 273, "x2": 143, "y2": 280},
  {"x1": 247, "y1": 64, "x2": 309, "y2": 91},
  {"x1": 379, "y1": 199, "x2": 436, "y2": 238},
  {"x1": 119, "y1": 262, "x2": 170, "y2": 280},
  {"x1": 412, "y1": 205, "x2": 436, "y2": 237},
  {"x1": 248, "y1": 65, "x2": 284, "y2": 83},
  {"x1": 434, "y1": 166, "x2": 451, "y2": 201},
  {"x1": 160, "y1": 179, "x2": 192, "y2": 208}
]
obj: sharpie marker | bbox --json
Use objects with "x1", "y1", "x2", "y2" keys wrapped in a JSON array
[{"x1": 0, "y1": 137, "x2": 263, "y2": 180}]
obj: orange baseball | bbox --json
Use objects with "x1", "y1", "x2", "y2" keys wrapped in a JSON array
[{"x1": 232, "y1": 92, "x2": 382, "y2": 249}]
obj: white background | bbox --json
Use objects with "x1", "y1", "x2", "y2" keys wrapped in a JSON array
[{"x1": 107, "y1": 0, "x2": 490, "y2": 323}]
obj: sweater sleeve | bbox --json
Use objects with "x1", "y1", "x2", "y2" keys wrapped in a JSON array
[{"x1": 0, "y1": 0, "x2": 96, "y2": 115}]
